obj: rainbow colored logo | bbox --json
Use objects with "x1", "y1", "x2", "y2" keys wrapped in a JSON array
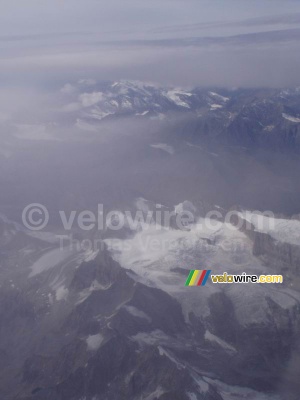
[{"x1": 185, "y1": 270, "x2": 211, "y2": 286}]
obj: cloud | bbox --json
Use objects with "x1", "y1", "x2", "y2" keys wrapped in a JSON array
[
  {"x1": 0, "y1": 1, "x2": 300, "y2": 89},
  {"x1": 60, "y1": 83, "x2": 77, "y2": 94},
  {"x1": 79, "y1": 92, "x2": 104, "y2": 107},
  {"x1": 150, "y1": 13, "x2": 300, "y2": 35},
  {"x1": 1, "y1": 27, "x2": 300, "y2": 89}
]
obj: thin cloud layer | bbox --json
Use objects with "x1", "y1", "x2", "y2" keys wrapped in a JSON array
[{"x1": 0, "y1": 0, "x2": 300, "y2": 88}]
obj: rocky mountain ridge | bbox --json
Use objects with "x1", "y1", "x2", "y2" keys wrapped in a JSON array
[
  {"x1": 1, "y1": 207, "x2": 300, "y2": 399},
  {"x1": 60, "y1": 80, "x2": 300, "y2": 151}
]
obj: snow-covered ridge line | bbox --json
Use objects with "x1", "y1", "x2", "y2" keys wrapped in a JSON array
[{"x1": 60, "y1": 79, "x2": 232, "y2": 126}]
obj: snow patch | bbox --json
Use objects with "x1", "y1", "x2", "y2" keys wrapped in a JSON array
[
  {"x1": 77, "y1": 280, "x2": 112, "y2": 305},
  {"x1": 121, "y1": 98, "x2": 132, "y2": 109},
  {"x1": 210, "y1": 104, "x2": 223, "y2": 110},
  {"x1": 174, "y1": 200, "x2": 196, "y2": 216},
  {"x1": 144, "y1": 387, "x2": 165, "y2": 400},
  {"x1": 150, "y1": 143, "x2": 174, "y2": 155},
  {"x1": 209, "y1": 92, "x2": 229, "y2": 102},
  {"x1": 164, "y1": 89, "x2": 192, "y2": 108},
  {"x1": 204, "y1": 330, "x2": 237, "y2": 353},
  {"x1": 192, "y1": 373, "x2": 210, "y2": 394},
  {"x1": 204, "y1": 377, "x2": 281, "y2": 400},
  {"x1": 239, "y1": 211, "x2": 300, "y2": 246},
  {"x1": 110, "y1": 100, "x2": 119, "y2": 108},
  {"x1": 158, "y1": 346, "x2": 185, "y2": 370},
  {"x1": 86, "y1": 334, "x2": 103, "y2": 351},
  {"x1": 282, "y1": 113, "x2": 300, "y2": 123},
  {"x1": 55, "y1": 285, "x2": 69, "y2": 301},
  {"x1": 132, "y1": 330, "x2": 170, "y2": 346},
  {"x1": 136, "y1": 111, "x2": 149, "y2": 116},
  {"x1": 84, "y1": 250, "x2": 99, "y2": 263},
  {"x1": 29, "y1": 248, "x2": 74, "y2": 278},
  {"x1": 264, "y1": 125, "x2": 275, "y2": 132},
  {"x1": 87, "y1": 108, "x2": 113, "y2": 121},
  {"x1": 123, "y1": 306, "x2": 151, "y2": 322}
]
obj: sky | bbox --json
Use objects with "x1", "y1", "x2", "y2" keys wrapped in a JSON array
[{"x1": 0, "y1": 0, "x2": 300, "y2": 88}]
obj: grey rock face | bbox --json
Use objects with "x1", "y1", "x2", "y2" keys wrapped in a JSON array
[
  {"x1": 0, "y1": 234, "x2": 297, "y2": 400},
  {"x1": 57, "y1": 80, "x2": 300, "y2": 152}
]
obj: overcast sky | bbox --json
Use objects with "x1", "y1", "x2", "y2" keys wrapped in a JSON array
[
  {"x1": 1, "y1": 0, "x2": 300, "y2": 36},
  {"x1": 1, "y1": 0, "x2": 300, "y2": 88}
]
